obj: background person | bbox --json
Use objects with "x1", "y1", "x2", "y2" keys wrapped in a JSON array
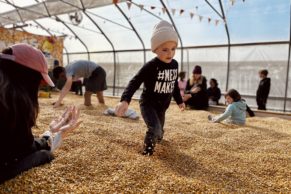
[
  {"x1": 207, "y1": 78, "x2": 221, "y2": 105},
  {"x1": 256, "y1": 69, "x2": 271, "y2": 110},
  {"x1": 183, "y1": 65, "x2": 208, "y2": 110},
  {"x1": 0, "y1": 44, "x2": 81, "y2": 183},
  {"x1": 53, "y1": 60, "x2": 107, "y2": 107},
  {"x1": 208, "y1": 89, "x2": 246, "y2": 125}
]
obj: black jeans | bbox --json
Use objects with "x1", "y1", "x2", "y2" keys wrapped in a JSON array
[
  {"x1": 0, "y1": 138, "x2": 53, "y2": 184},
  {"x1": 256, "y1": 97, "x2": 267, "y2": 110},
  {"x1": 140, "y1": 103, "x2": 166, "y2": 146}
]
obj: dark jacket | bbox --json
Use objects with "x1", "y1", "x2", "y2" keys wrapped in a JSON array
[
  {"x1": 185, "y1": 76, "x2": 208, "y2": 109},
  {"x1": 121, "y1": 57, "x2": 183, "y2": 109},
  {"x1": 0, "y1": 112, "x2": 34, "y2": 164},
  {"x1": 207, "y1": 87, "x2": 221, "y2": 105},
  {"x1": 256, "y1": 78, "x2": 271, "y2": 100}
]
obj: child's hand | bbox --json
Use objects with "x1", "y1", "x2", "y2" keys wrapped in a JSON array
[
  {"x1": 208, "y1": 115, "x2": 214, "y2": 122},
  {"x1": 178, "y1": 103, "x2": 185, "y2": 111},
  {"x1": 49, "y1": 106, "x2": 81, "y2": 133},
  {"x1": 53, "y1": 101, "x2": 62, "y2": 108},
  {"x1": 115, "y1": 101, "x2": 129, "y2": 117}
]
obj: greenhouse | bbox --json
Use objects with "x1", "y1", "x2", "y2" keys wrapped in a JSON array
[{"x1": 0, "y1": 0, "x2": 290, "y2": 193}]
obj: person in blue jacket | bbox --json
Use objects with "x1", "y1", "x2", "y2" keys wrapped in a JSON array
[{"x1": 208, "y1": 89, "x2": 246, "y2": 125}]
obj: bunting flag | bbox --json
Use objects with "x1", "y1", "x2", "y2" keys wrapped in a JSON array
[
  {"x1": 179, "y1": 9, "x2": 184, "y2": 15},
  {"x1": 162, "y1": 7, "x2": 167, "y2": 14},
  {"x1": 190, "y1": 12, "x2": 194, "y2": 19},
  {"x1": 126, "y1": 1, "x2": 132, "y2": 10},
  {"x1": 171, "y1": 8, "x2": 176, "y2": 16},
  {"x1": 138, "y1": 4, "x2": 144, "y2": 11},
  {"x1": 120, "y1": 1, "x2": 228, "y2": 27},
  {"x1": 112, "y1": 0, "x2": 119, "y2": 4}
]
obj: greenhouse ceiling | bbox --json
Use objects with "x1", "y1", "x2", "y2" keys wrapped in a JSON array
[{"x1": 0, "y1": 0, "x2": 290, "y2": 54}]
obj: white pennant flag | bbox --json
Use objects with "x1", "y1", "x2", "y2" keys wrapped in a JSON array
[
  {"x1": 190, "y1": 12, "x2": 194, "y2": 19},
  {"x1": 162, "y1": 7, "x2": 167, "y2": 14},
  {"x1": 199, "y1": 15, "x2": 203, "y2": 22},
  {"x1": 171, "y1": 8, "x2": 176, "y2": 16}
]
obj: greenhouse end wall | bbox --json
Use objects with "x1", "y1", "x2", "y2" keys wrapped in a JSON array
[{"x1": 64, "y1": 42, "x2": 291, "y2": 112}]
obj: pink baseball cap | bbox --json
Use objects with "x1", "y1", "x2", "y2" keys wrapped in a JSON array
[{"x1": 0, "y1": 43, "x2": 55, "y2": 87}]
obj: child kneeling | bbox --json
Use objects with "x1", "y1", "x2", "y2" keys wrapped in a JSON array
[{"x1": 208, "y1": 89, "x2": 246, "y2": 125}]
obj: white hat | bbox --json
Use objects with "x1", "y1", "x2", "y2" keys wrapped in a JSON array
[{"x1": 151, "y1": 20, "x2": 178, "y2": 52}]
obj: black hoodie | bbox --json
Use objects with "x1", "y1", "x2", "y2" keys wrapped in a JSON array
[
  {"x1": 121, "y1": 57, "x2": 183, "y2": 109},
  {"x1": 256, "y1": 77, "x2": 271, "y2": 99}
]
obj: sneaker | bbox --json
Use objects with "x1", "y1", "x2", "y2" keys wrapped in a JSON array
[
  {"x1": 156, "y1": 137, "x2": 163, "y2": 144},
  {"x1": 142, "y1": 144, "x2": 154, "y2": 156}
]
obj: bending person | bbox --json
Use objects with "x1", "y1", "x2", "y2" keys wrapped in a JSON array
[
  {"x1": 183, "y1": 65, "x2": 208, "y2": 110},
  {"x1": 53, "y1": 60, "x2": 107, "y2": 107}
]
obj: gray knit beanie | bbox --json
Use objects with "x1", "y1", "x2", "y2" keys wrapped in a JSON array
[{"x1": 151, "y1": 20, "x2": 178, "y2": 52}]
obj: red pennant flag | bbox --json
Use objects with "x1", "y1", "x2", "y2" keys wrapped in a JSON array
[
  {"x1": 179, "y1": 9, "x2": 184, "y2": 15},
  {"x1": 126, "y1": 1, "x2": 132, "y2": 10},
  {"x1": 171, "y1": 9, "x2": 176, "y2": 15},
  {"x1": 190, "y1": 12, "x2": 194, "y2": 19}
]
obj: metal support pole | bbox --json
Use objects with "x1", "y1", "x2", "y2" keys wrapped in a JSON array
[
  {"x1": 218, "y1": 0, "x2": 231, "y2": 92},
  {"x1": 283, "y1": 2, "x2": 291, "y2": 112},
  {"x1": 115, "y1": 4, "x2": 146, "y2": 64},
  {"x1": 82, "y1": 11, "x2": 117, "y2": 96}
]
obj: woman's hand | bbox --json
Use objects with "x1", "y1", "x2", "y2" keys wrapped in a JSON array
[
  {"x1": 178, "y1": 103, "x2": 185, "y2": 111},
  {"x1": 183, "y1": 94, "x2": 192, "y2": 102},
  {"x1": 191, "y1": 87, "x2": 201, "y2": 94},
  {"x1": 115, "y1": 101, "x2": 129, "y2": 117},
  {"x1": 49, "y1": 106, "x2": 82, "y2": 134}
]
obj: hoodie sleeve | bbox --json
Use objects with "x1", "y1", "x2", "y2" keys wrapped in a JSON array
[
  {"x1": 213, "y1": 104, "x2": 233, "y2": 123},
  {"x1": 120, "y1": 63, "x2": 150, "y2": 104}
]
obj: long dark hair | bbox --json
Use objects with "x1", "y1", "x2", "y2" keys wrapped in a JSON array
[
  {"x1": 210, "y1": 78, "x2": 218, "y2": 87},
  {"x1": 0, "y1": 48, "x2": 42, "y2": 130},
  {"x1": 225, "y1": 89, "x2": 241, "y2": 102}
]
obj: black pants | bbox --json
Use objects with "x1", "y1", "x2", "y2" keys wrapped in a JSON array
[
  {"x1": 71, "y1": 80, "x2": 83, "y2": 96},
  {"x1": 0, "y1": 138, "x2": 53, "y2": 184},
  {"x1": 140, "y1": 104, "x2": 166, "y2": 146},
  {"x1": 256, "y1": 97, "x2": 267, "y2": 110}
]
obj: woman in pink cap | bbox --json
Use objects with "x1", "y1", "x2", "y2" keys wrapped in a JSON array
[{"x1": 0, "y1": 44, "x2": 81, "y2": 183}]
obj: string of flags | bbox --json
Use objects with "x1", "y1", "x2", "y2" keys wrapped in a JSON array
[{"x1": 113, "y1": 0, "x2": 246, "y2": 26}]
